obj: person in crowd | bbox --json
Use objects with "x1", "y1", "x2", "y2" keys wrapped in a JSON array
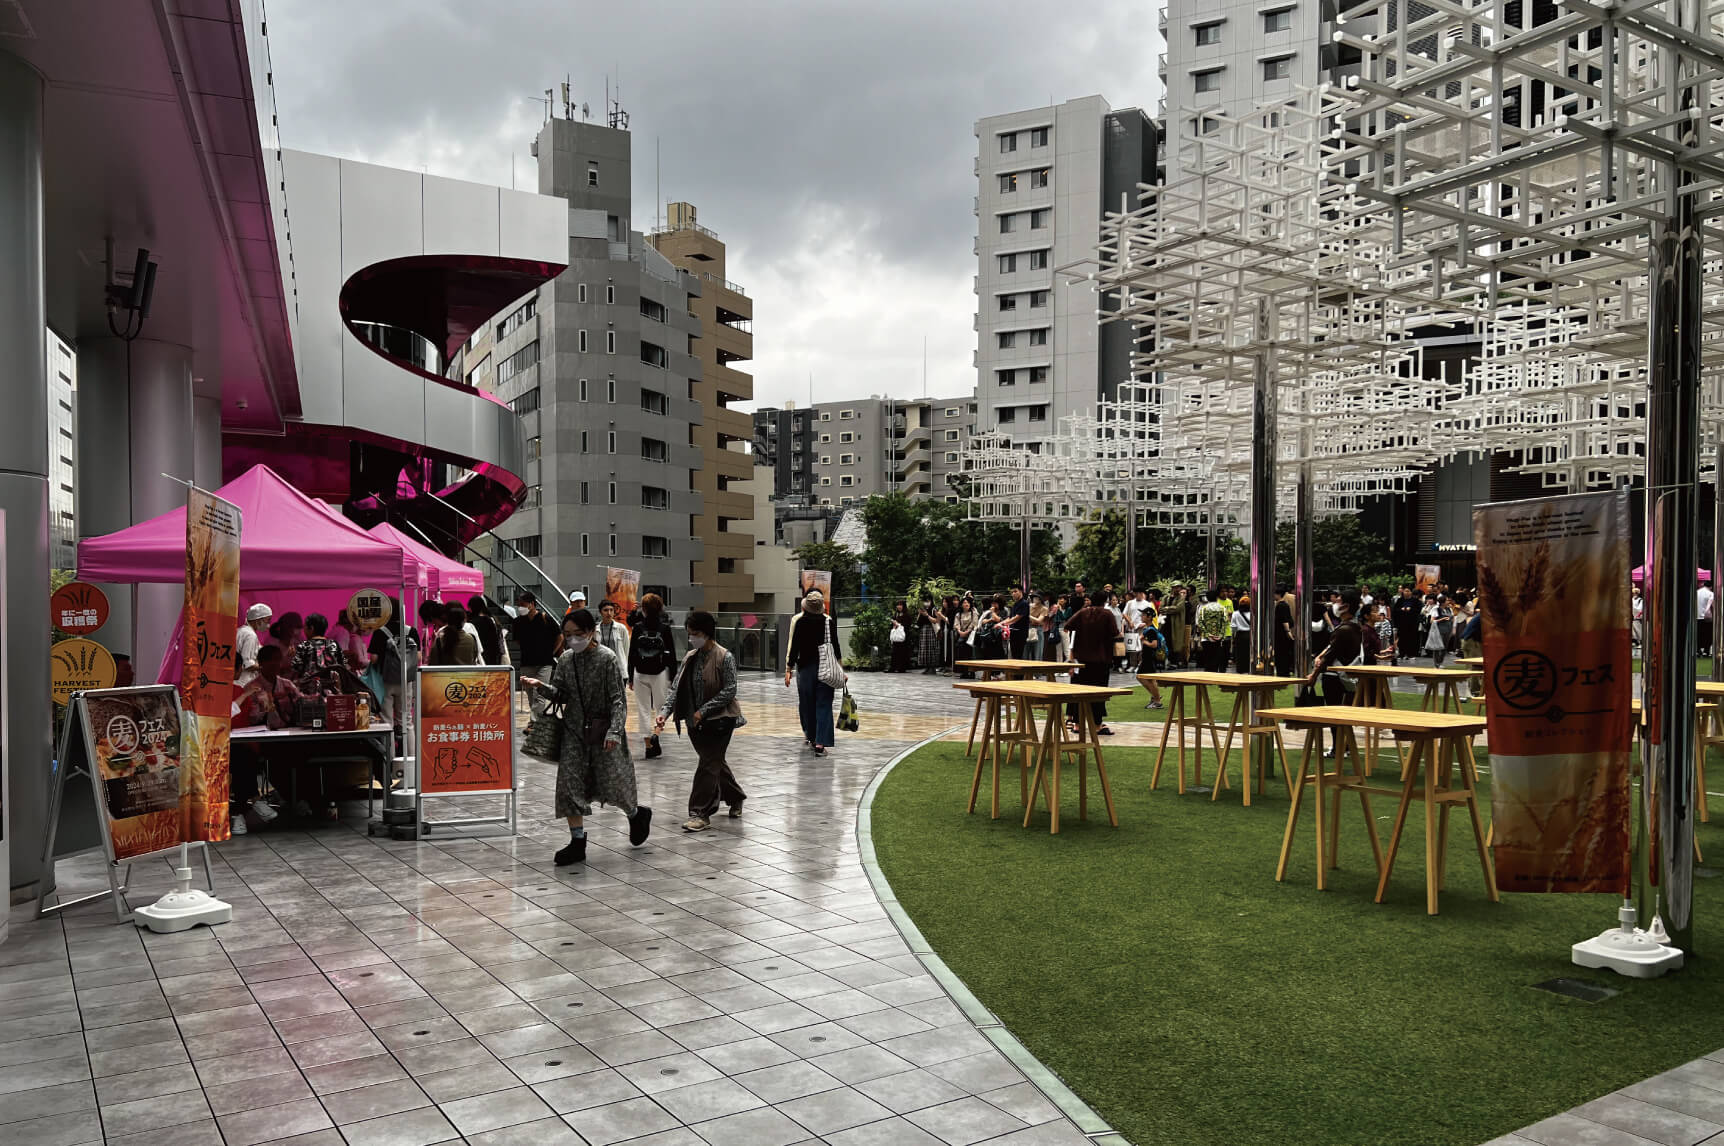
[
  {"x1": 1701, "y1": 579, "x2": 1717, "y2": 658},
  {"x1": 1005, "y1": 586, "x2": 1031, "y2": 660},
  {"x1": 1218, "y1": 585, "x2": 1236, "y2": 618},
  {"x1": 429, "y1": 603, "x2": 482, "y2": 666},
  {"x1": 596, "y1": 599, "x2": 630, "y2": 677},
  {"x1": 943, "y1": 595, "x2": 962, "y2": 669},
  {"x1": 916, "y1": 597, "x2": 944, "y2": 675},
  {"x1": 1166, "y1": 585, "x2": 1191, "y2": 669},
  {"x1": 1358, "y1": 583, "x2": 1375, "y2": 611},
  {"x1": 237, "y1": 644, "x2": 303, "y2": 729},
  {"x1": 953, "y1": 595, "x2": 978, "y2": 676},
  {"x1": 1631, "y1": 584, "x2": 1645, "y2": 652},
  {"x1": 1043, "y1": 593, "x2": 1069, "y2": 663},
  {"x1": 1230, "y1": 595, "x2": 1253, "y2": 673},
  {"x1": 1274, "y1": 587, "x2": 1295, "y2": 676},
  {"x1": 1105, "y1": 592, "x2": 1127, "y2": 671},
  {"x1": 1359, "y1": 602, "x2": 1386, "y2": 664},
  {"x1": 512, "y1": 592, "x2": 562, "y2": 718},
  {"x1": 467, "y1": 595, "x2": 506, "y2": 667},
  {"x1": 1423, "y1": 592, "x2": 1454, "y2": 667},
  {"x1": 1194, "y1": 590, "x2": 1230, "y2": 673},
  {"x1": 1124, "y1": 588, "x2": 1151, "y2": 636},
  {"x1": 330, "y1": 610, "x2": 363, "y2": 673},
  {"x1": 1458, "y1": 603, "x2": 1483, "y2": 660},
  {"x1": 267, "y1": 611, "x2": 304, "y2": 665},
  {"x1": 784, "y1": 589, "x2": 843, "y2": 757},
  {"x1": 628, "y1": 593, "x2": 679, "y2": 759},
  {"x1": 1136, "y1": 612, "x2": 1166, "y2": 708},
  {"x1": 564, "y1": 589, "x2": 589, "y2": 624},
  {"x1": 292, "y1": 613, "x2": 350, "y2": 692},
  {"x1": 977, "y1": 595, "x2": 1008, "y2": 665},
  {"x1": 113, "y1": 654, "x2": 135, "y2": 688},
  {"x1": 523, "y1": 609, "x2": 652, "y2": 865},
  {"x1": 236, "y1": 603, "x2": 271, "y2": 672},
  {"x1": 656, "y1": 610, "x2": 746, "y2": 833},
  {"x1": 1026, "y1": 592, "x2": 1047, "y2": 661},
  {"x1": 1305, "y1": 595, "x2": 1364, "y2": 756},
  {"x1": 1367, "y1": 601, "x2": 1397, "y2": 663},
  {"x1": 1390, "y1": 584, "x2": 1421, "y2": 665},
  {"x1": 1063, "y1": 589, "x2": 1119, "y2": 735},
  {"x1": 366, "y1": 599, "x2": 410, "y2": 727},
  {"x1": 887, "y1": 601, "x2": 911, "y2": 672}
]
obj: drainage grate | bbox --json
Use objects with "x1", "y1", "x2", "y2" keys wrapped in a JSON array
[{"x1": 1532, "y1": 977, "x2": 1620, "y2": 1003}]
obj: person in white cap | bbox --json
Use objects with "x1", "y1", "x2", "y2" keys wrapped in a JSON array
[
  {"x1": 562, "y1": 589, "x2": 588, "y2": 629},
  {"x1": 237, "y1": 602, "x2": 272, "y2": 673}
]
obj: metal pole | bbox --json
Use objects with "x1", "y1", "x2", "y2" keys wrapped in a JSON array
[
  {"x1": 1020, "y1": 501, "x2": 1032, "y2": 594},
  {"x1": 1249, "y1": 344, "x2": 1277, "y2": 678},
  {"x1": 1714, "y1": 438, "x2": 1723, "y2": 684},
  {"x1": 1124, "y1": 501, "x2": 1136, "y2": 597},
  {"x1": 1294, "y1": 462, "x2": 1314, "y2": 676},
  {"x1": 1643, "y1": 205, "x2": 1700, "y2": 953},
  {"x1": 1205, "y1": 520, "x2": 1217, "y2": 593}
]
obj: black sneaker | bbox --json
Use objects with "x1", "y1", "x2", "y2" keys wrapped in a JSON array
[
  {"x1": 812, "y1": 746, "x2": 826, "y2": 758},
  {"x1": 728, "y1": 802, "x2": 743, "y2": 819},
  {"x1": 629, "y1": 806, "x2": 653, "y2": 846},
  {"x1": 554, "y1": 837, "x2": 586, "y2": 866},
  {"x1": 644, "y1": 738, "x2": 662, "y2": 759}
]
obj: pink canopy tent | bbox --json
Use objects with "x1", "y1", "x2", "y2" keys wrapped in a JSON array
[
  {"x1": 1631, "y1": 565, "x2": 1712, "y2": 583},
  {"x1": 369, "y1": 522, "x2": 485, "y2": 600}
]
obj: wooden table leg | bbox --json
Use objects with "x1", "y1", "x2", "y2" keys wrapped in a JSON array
[
  {"x1": 1423, "y1": 734, "x2": 1440, "y2": 914},
  {"x1": 967, "y1": 697, "x2": 997, "y2": 815},
  {"x1": 1456, "y1": 734, "x2": 1498, "y2": 901},
  {"x1": 1214, "y1": 690, "x2": 1244, "y2": 803},
  {"x1": 1023, "y1": 700, "x2": 1050, "y2": 830},
  {"x1": 1376, "y1": 737, "x2": 1425, "y2": 904},
  {"x1": 1313, "y1": 730, "x2": 1330, "y2": 890},
  {"x1": 1049, "y1": 701, "x2": 1063, "y2": 835},
  {"x1": 1277, "y1": 732, "x2": 1315, "y2": 882},
  {"x1": 966, "y1": 695, "x2": 985, "y2": 757},
  {"x1": 1084, "y1": 702, "x2": 1119, "y2": 827},
  {"x1": 1152, "y1": 684, "x2": 1181, "y2": 791},
  {"x1": 988, "y1": 698, "x2": 1004, "y2": 819}
]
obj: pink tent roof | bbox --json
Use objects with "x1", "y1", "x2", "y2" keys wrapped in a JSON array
[
  {"x1": 369, "y1": 522, "x2": 485, "y2": 598},
  {"x1": 78, "y1": 464, "x2": 413, "y2": 590},
  {"x1": 1631, "y1": 565, "x2": 1712, "y2": 583}
]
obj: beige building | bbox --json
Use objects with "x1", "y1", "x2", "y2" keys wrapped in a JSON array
[{"x1": 650, "y1": 202, "x2": 756, "y2": 612}]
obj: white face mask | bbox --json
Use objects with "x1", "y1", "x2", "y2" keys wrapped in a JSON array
[
  {"x1": 566, "y1": 634, "x2": 591, "y2": 653},
  {"x1": 689, "y1": 634, "x2": 708, "y2": 650}
]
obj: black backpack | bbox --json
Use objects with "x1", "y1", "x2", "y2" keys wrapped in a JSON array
[
  {"x1": 634, "y1": 623, "x2": 671, "y2": 674},
  {"x1": 378, "y1": 627, "x2": 418, "y2": 680}
]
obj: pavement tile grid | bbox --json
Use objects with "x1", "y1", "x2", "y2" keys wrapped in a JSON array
[{"x1": 3, "y1": 673, "x2": 1095, "y2": 1146}]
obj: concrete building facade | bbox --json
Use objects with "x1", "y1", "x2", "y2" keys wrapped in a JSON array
[
  {"x1": 47, "y1": 332, "x2": 75, "y2": 572},
  {"x1": 650, "y1": 202, "x2": 756, "y2": 613},
  {"x1": 973, "y1": 97, "x2": 1156, "y2": 437}
]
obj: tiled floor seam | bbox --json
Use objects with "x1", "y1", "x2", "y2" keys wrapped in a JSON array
[{"x1": 855, "y1": 724, "x2": 1126, "y2": 1142}]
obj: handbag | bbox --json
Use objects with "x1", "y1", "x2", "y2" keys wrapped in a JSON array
[
  {"x1": 522, "y1": 701, "x2": 565, "y2": 762},
  {"x1": 889, "y1": 624, "x2": 907, "y2": 644},
  {"x1": 1295, "y1": 682, "x2": 1321, "y2": 707},
  {"x1": 817, "y1": 616, "x2": 847, "y2": 689},
  {"x1": 838, "y1": 687, "x2": 859, "y2": 732}
]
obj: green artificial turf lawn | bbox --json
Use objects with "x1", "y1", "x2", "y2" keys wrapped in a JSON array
[{"x1": 871, "y1": 739, "x2": 1724, "y2": 1146}]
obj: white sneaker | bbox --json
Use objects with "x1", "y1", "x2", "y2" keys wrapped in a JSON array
[
  {"x1": 251, "y1": 798, "x2": 278, "y2": 823},
  {"x1": 230, "y1": 814, "x2": 247, "y2": 836}
]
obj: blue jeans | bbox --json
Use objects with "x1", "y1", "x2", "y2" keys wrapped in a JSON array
[{"x1": 797, "y1": 662, "x2": 835, "y2": 747}]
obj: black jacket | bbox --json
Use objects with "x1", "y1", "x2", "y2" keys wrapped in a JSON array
[{"x1": 627, "y1": 615, "x2": 679, "y2": 677}]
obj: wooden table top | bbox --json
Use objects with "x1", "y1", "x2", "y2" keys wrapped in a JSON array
[
  {"x1": 954, "y1": 659, "x2": 1077, "y2": 674},
  {"x1": 1696, "y1": 681, "x2": 1724, "y2": 698},
  {"x1": 1258, "y1": 705, "x2": 1488, "y2": 735},
  {"x1": 1456, "y1": 657, "x2": 1485, "y2": 667},
  {"x1": 1138, "y1": 671, "x2": 1289, "y2": 690},
  {"x1": 1338, "y1": 665, "x2": 1479, "y2": 681},
  {"x1": 954, "y1": 680, "x2": 1132, "y2": 701},
  {"x1": 1630, "y1": 699, "x2": 1717, "y2": 714}
]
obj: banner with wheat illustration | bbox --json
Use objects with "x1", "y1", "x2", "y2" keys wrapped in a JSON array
[
  {"x1": 178, "y1": 487, "x2": 242, "y2": 844},
  {"x1": 1474, "y1": 490, "x2": 1632, "y2": 894}
]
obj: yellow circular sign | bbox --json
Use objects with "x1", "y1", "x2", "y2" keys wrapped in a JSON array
[
  {"x1": 347, "y1": 588, "x2": 393, "y2": 633},
  {"x1": 51, "y1": 638, "x2": 117, "y2": 705}
]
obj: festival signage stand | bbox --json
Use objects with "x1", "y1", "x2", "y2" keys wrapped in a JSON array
[
  {"x1": 412, "y1": 664, "x2": 517, "y2": 838},
  {"x1": 38, "y1": 685, "x2": 218, "y2": 924}
]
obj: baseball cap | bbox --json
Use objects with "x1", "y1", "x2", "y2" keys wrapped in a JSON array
[
  {"x1": 569, "y1": 590, "x2": 587, "y2": 603},
  {"x1": 246, "y1": 603, "x2": 273, "y2": 623}
]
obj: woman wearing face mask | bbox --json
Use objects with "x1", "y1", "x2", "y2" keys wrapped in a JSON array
[
  {"x1": 783, "y1": 589, "x2": 844, "y2": 757},
  {"x1": 522, "y1": 609, "x2": 652, "y2": 865},
  {"x1": 656, "y1": 610, "x2": 746, "y2": 832}
]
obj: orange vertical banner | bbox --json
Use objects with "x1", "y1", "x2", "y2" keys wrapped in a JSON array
[
  {"x1": 1474, "y1": 490, "x2": 1632, "y2": 894},
  {"x1": 179, "y1": 487, "x2": 243, "y2": 843}
]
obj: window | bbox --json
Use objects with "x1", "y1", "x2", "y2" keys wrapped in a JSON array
[
  {"x1": 945, "y1": 407, "x2": 960, "y2": 417},
  {"x1": 578, "y1": 283, "x2": 588, "y2": 303},
  {"x1": 999, "y1": 294, "x2": 1017, "y2": 312},
  {"x1": 820, "y1": 476, "x2": 832, "y2": 486},
  {"x1": 577, "y1": 330, "x2": 588, "y2": 353},
  {"x1": 1195, "y1": 21, "x2": 1223, "y2": 45},
  {"x1": 606, "y1": 285, "x2": 615, "y2": 304},
  {"x1": 641, "y1": 340, "x2": 667, "y2": 368},
  {"x1": 512, "y1": 387, "x2": 539, "y2": 414},
  {"x1": 607, "y1": 431, "x2": 616, "y2": 453},
  {"x1": 840, "y1": 475, "x2": 854, "y2": 487},
  {"x1": 999, "y1": 131, "x2": 1017, "y2": 152},
  {"x1": 527, "y1": 436, "x2": 541, "y2": 460},
  {"x1": 1029, "y1": 405, "x2": 1049, "y2": 422},
  {"x1": 1028, "y1": 249, "x2": 1049, "y2": 270},
  {"x1": 496, "y1": 341, "x2": 539, "y2": 383},
  {"x1": 606, "y1": 330, "x2": 617, "y2": 354},
  {"x1": 945, "y1": 452, "x2": 960, "y2": 462},
  {"x1": 608, "y1": 482, "x2": 617, "y2": 505},
  {"x1": 1029, "y1": 290, "x2": 1049, "y2": 307},
  {"x1": 840, "y1": 453, "x2": 855, "y2": 465},
  {"x1": 580, "y1": 430, "x2": 589, "y2": 453},
  {"x1": 820, "y1": 455, "x2": 831, "y2": 464},
  {"x1": 514, "y1": 536, "x2": 541, "y2": 558},
  {"x1": 717, "y1": 558, "x2": 737, "y2": 574},
  {"x1": 608, "y1": 533, "x2": 618, "y2": 557},
  {"x1": 999, "y1": 213, "x2": 1017, "y2": 234},
  {"x1": 1028, "y1": 328, "x2": 1049, "y2": 346},
  {"x1": 998, "y1": 253, "x2": 1017, "y2": 273},
  {"x1": 1030, "y1": 168, "x2": 1049, "y2": 189},
  {"x1": 840, "y1": 409, "x2": 854, "y2": 419},
  {"x1": 641, "y1": 388, "x2": 668, "y2": 415},
  {"x1": 1263, "y1": 55, "x2": 1293, "y2": 81},
  {"x1": 607, "y1": 377, "x2": 616, "y2": 403},
  {"x1": 998, "y1": 331, "x2": 1017, "y2": 349},
  {"x1": 580, "y1": 482, "x2": 590, "y2": 504},
  {"x1": 640, "y1": 297, "x2": 666, "y2": 322},
  {"x1": 497, "y1": 297, "x2": 536, "y2": 339},
  {"x1": 1029, "y1": 366, "x2": 1049, "y2": 383},
  {"x1": 998, "y1": 407, "x2": 1016, "y2": 424},
  {"x1": 1195, "y1": 68, "x2": 1223, "y2": 93},
  {"x1": 579, "y1": 378, "x2": 588, "y2": 401},
  {"x1": 581, "y1": 533, "x2": 589, "y2": 556},
  {"x1": 820, "y1": 434, "x2": 831, "y2": 443},
  {"x1": 997, "y1": 368, "x2": 1016, "y2": 386},
  {"x1": 1264, "y1": 7, "x2": 1292, "y2": 32},
  {"x1": 587, "y1": 162, "x2": 598, "y2": 187},
  {"x1": 641, "y1": 437, "x2": 667, "y2": 462},
  {"x1": 998, "y1": 172, "x2": 1017, "y2": 193},
  {"x1": 1030, "y1": 208, "x2": 1050, "y2": 229},
  {"x1": 840, "y1": 432, "x2": 855, "y2": 443}
]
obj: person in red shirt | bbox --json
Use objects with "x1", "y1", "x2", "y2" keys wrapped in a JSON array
[{"x1": 235, "y1": 646, "x2": 303, "y2": 729}]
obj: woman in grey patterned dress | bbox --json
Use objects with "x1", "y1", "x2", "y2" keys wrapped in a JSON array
[{"x1": 522, "y1": 609, "x2": 652, "y2": 865}]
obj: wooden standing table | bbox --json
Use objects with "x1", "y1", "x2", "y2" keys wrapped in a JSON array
[
  {"x1": 955, "y1": 660, "x2": 1077, "y2": 758},
  {"x1": 1338, "y1": 665, "x2": 1479, "y2": 773},
  {"x1": 1455, "y1": 657, "x2": 1486, "y2": 714},
  {"x1": 1692, "y1": 681, "x2": 1724, "y2": 822},
  {"x1": 1261, "y1": 705, "x2": 1497, "y2": 915},
  {"x1": 1139, "y1": 671, "x2": 1293, "y2": 804},
  {"x1": 956, "y1": 679, "x2": 1130, "y2": 833}
]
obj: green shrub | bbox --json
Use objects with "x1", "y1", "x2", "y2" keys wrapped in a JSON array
[{"x1": 848, "y1": 604, "x2": 891, "y2": 670}]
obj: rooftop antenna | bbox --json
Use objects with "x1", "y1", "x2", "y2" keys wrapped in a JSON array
[
  {"x1": 542, "y1": 87, "x2": 554, "y2": 124},
  {"x1": 561, "y1": 78, "x2": 571, "y2": 120},
  {"x1": 581, "y1": 102, "x2": 590, "y2": 122},
  {"x1": 923, "y1": 335, "x2": 928, "y2": 398},
  {"x1": 655, "y1": 136, "x2": 661, "y2": 231},
  {"x1": 607, "y1": 73, "x2": 629, "y2": 130}
]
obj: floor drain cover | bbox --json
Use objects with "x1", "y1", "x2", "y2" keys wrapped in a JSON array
[{"x1": 1532, "y1": 977, "x2": 1620, "y2": 1003}]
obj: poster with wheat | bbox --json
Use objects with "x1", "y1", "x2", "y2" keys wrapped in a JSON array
[
  {"x1": 1473, "y1": 490, "x2": 1632, "y2": 894},
  {"x1": 178, "y1": 487, "x2": 243, "y2": 844}
]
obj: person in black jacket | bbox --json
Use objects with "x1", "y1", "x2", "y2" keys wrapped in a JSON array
[
  {"x1": 1390, "y1": 584, "x2": 1422, "y2": 666},
  {"x1": 784, "y1": 590, "x2": 844, "y2": 757},
  {"x1": 627, "y1": 594, "x2": 679, "y2": 759}
]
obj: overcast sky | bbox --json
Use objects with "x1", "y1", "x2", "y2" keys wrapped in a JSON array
[{"x1": 268, "y1": 1, "x2": 1161, "y2": 411}]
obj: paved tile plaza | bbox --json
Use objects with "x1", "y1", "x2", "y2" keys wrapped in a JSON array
[
  {"x1": 1, "y1": 672, "x2": 1101, "y2": 1146},
  {"x1": 7, "y1": 667, "x2": 1724, "y2": 1145}
]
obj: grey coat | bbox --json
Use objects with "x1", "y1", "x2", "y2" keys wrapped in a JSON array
[{"x1": 543, "y1": 644, "x2": 636, "y2": 818}]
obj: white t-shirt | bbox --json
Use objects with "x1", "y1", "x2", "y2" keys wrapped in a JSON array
[
  {"x1": 1123, "y1": 599, "x2": 1150, "y2": 626},
  {"x1": 1700, "y1": 586, "x2": 1715, "y2": 620},
  {"x1": 1359, "y1": 593, "x2": 1375, "y2": 609},
  {"x1": 1230, "y1": 610, "x2": 1251, "y2": 633},
  {"x1": 235, "y1": 624, "x2": 261, "y2": 671}
]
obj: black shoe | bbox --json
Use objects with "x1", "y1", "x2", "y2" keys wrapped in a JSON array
[
  {"x1": 629, "y1": 806, "x2": 652, "y2": 846},
  {"x1": 554, "y1": 836, "x2": 586, "y2": 866},
  {"x1": 812, "y1": 746, "x2": 826, "y2": 758},
  {"x1": 644, "y1": 737, "x2": 662, "y2": 759},
  {"x1": 728, "y1": 802, "x2": 743, "y2": 818}
]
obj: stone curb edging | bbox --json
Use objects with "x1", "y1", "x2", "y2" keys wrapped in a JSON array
[{"x1": 855, "y1": 728, "x2": 1132, "y2": 1146}]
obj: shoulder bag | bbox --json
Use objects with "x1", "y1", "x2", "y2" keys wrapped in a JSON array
[
  {"x1": 522, "y1": 698, "x2": 565, "y2": 762},
  {"x1": 818, "y1": 616, "x2": 847, "y2": 689}
]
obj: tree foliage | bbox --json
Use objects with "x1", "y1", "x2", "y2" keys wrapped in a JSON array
[
  {"x1": 1272, "y1": 516, "x2": 1395, "y2": 590},
  {"x1": 860, "y1": 494, "x2": 1061, "y2": 601},
  {"x1": 790, "y1": 540, "x2": 861, "y2": 600},
  {"x1": 1067, "y1": 510, "x2": 1243, "y2": 590},
  {"x1": 848, "y1": 603, "x2": 891, "y2": 670}
]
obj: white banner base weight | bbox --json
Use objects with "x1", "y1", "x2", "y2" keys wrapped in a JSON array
[
  {"x1": 133, "y1": 852, "x2": 232, "y2": 934},
  {"x1": 1571, "y1": 900, "x2": 1683, "y2": 979}
]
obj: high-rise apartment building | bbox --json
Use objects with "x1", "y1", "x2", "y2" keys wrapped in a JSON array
[
  {"x1": 649, "y1": 202, "x2": 755, "y2": 613},
  {"x1": 461, "y1": 115, "x2": 706, "y2": 607},
  {"x1": 973, "y1": 97, "x2": 1156, "y2": 436}
]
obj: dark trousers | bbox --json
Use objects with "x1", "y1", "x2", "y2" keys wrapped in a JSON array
[
  {"x1": 1066, "y1": 661, "x2": 1111, "y2": 724},
  {"x1": 1010, "y1": 631, "x2": 1027, "y2": 659},
  {"x1": 688, "y1": 719, "x2": 745, "y2": 820},
  {"x1": 1395, "y1": 626, "x2": 1419, "y2": 665},
  {"x1": 1275, "y1": 639, "x2": 1294, "y2": 677},
  {"x1": 1704, "y1": 618, "x2": 1716, "y2": 655},
  {"x1": 1232, "y1": 633, "x2": 1251, "y2": 673},
  {"x1": 1197, "y1": 639, "x2": 1225, "y2": 673}
]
